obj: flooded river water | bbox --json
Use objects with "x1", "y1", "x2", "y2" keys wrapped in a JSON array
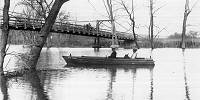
[{"x1": 1, "y1": 46, "x2": 200, "y2": 100}]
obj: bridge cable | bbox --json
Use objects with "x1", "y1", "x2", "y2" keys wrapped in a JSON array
[
  {"x1": 115, "y1": 21, "x2": 131, "y2": 33},
  {"x1": 102, "y1": 0, "x2": 110, "y2": 18},
  {"x1": 88, "y1": 0, "x2": 108, "y2": 18},
  {"x1": 101, "y1": 22, "x2": 112, "y2": 29}
]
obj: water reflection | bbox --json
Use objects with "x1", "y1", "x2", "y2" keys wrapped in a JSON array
[
  {"x1": 3, "y1": 66, "x2": 154, "y2": 100},
  {"x1": 106, "y1": 68, "x2": 116, "y2": 100},
  {"x1": 0, "y1": 74, "x2": 9, "y2": 100},
  {"x1": 150, "y1": 68, "x2": 154, "y2": 100},
  {"x1": 38, "y1": 48, "x2": 66, "y2": 69},
  {"x1": 94, "y1": 48, "x2": 100, "y2": 52},
  {"x1": 131, "y1": 68, "x2": 136, "y2": 100},
  {"x1": 24, "y1": 70, "x2": 49, "y2": 100},
  {"x1": 182, "y1": 49, "x2": 190, "y2": 100},
  {"x1": 105, "y1": 67, "x2": 154, "y2": 100},
  {"x1": 5, "y1": 47, "x2": 200, "y2": 100}
]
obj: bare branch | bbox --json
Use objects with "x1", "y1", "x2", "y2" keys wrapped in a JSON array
[
  {"x1": 123, "y1": 24, "x2": 132, "y2": 33},
  {"x1": 35, "y1": 0, "x2": 46, "y2": 18},
  {"x1": 113, "y1": 7, "x2": 124, "y2": 13},
  {"x1": 44, "y1": 0, "x2": 53, "y2": 12},
  {"x1": 153, "y1": 4, "x2": 166, "y2": 14},
  {"x1": 4, "y1": 58, "x2": 11, "y2": 70},
  {"x1": 120, "y1": 0, "x2": 131, "y2": 17},
  {"x1": 190, "y1": 0, "x2": 199, "y2": 12},
  {"x1": 154, "y1": 27, "x2": 167, "y2": 38},
  {"x1": 101, "y1": 22, "x2": 111, "y2": 29},
  {"x1": 87, "y1": 0, "x2": 108, "y2": 18},
  {"x1": 115, "y1": 21, "x2": 130, "y2": 32},
  {"x1": 140, "y1": 25, "x2": 150, "y2": 30},
  {"x1": 17, "y1": 0, "x2": 44, "y2": 19},
  {"x1": 102, "y1": 0, "x2": 110, "y2": 17}
]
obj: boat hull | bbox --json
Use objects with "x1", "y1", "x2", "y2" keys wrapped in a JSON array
[{"x1": 63, "y1": 56, "x2": 155, "y2": 68}]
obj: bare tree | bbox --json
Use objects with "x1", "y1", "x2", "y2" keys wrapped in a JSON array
[
  {"x1": 0, "y1": 0, "x2": 10, "y2": 73},
  {"x1": 181, "y1": 0, "x2": 190, "y2": 49},
  {"x1": 149, "y1": 0, "x2": 154, "y2": 49},
  {"x1": 105, "y1": 0, "x2": 119, "y2": 48},
  {"x1": 181, "y1": 0, "x2": 199, "y2": 49},
  {"x1": 26, "y1": 0, "x2": 69, "y2": 69},
  {"x1": 20, "y1": 0, "x2": 69, "y2": 21},
  {"x1": 18, "y1": 0, "x2": 54, "y2": 19},
  {"x1": 119, "y1": 0, "x2": 139, "y2": 49},
  {"x1": 17, "y1": 0, "x2": 70, "y2": 47},
  {"x1": 148, "y1": 0, "x2": 167, "y2": 49}
]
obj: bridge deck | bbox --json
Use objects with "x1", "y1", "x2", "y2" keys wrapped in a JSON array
[{"x1": 0, "y1": 16, "x2": 134, "y2": 40}]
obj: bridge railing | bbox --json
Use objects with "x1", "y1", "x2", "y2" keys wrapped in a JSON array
[{"x1": 0, "y1": 16, "x2": 134, "y2": 40}]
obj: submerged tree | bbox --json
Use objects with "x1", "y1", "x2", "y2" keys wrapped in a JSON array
[
  {"x1": 0, "y1": 0, "x2": 10, "y2": 73},
  {"x1": 105, "y1": 0, "x2": 119, "y2": 48},
  {"x1": 181, "y1": 0, "x2": 199, "y2": 49},
  {"x1": 181, "y1": 0, "x2": 190, "y2": 49},
  {"x1": 0, "y1": 1, "x2": 11, "y2": 98},
  {"x1": 148, "y1": 0, "x2": 167, "y2": 49},
  {"x1": 149, "y1": 0, "x2": 154, "y2": 49},
  {"x1": 26, "y1": 0, "x2": 69, "y2": 69},
  {"x1": 119, "y1": 0, "x2": 139, "y2": 49},
  {"x1": 17, "y1": 0, "x2": 70, "y2": 47}
]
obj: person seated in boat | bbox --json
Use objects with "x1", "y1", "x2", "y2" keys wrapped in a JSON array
[
  {"x1": 131, "y1": 48, "x2": 138, "y2": 58},
  {"x1": 124, "y1": 54, "x2": 130, "y2": 59},
  {"x1": 108, "y1": 48, "x2": 117, "y2": 58}
]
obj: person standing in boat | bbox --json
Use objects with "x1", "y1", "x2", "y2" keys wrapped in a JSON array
[
  {"x1": 108, "y1": 48, "x2": 117, "y2": 58},
  {"x1": 131, "y1": 48, "x2": 138, "y2": 58},
  {"x1": 123, "y1": 48, "x2": 138, "y2": 59}
]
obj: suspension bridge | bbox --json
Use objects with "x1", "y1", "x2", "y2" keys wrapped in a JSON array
[
  {"x1": 0, "y1": 16, "x2": 134, "y2": 40},
  {"x1": 0, "y1": 9, "x2": 139, "y2": 48}
]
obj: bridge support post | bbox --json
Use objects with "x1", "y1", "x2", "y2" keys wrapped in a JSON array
[
  {"x1": 93, "y1": 37, "x2": 101, "y2": 48},
  {"x1": 92, "y1": 20, "x2": 102, "y2": 49}
]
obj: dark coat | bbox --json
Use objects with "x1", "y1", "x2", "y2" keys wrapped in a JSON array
[{"x1": 109, "y1": 51, "x2": 117, "y2": 58}]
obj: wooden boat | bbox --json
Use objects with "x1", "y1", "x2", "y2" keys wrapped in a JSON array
[{"x1": 63, "y1": 56, "x2": 155, "y2": 68}]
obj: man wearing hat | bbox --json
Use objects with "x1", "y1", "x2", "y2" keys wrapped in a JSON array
[{"x1": 108, "y1": 48, "x2": 117, "y2": 58}]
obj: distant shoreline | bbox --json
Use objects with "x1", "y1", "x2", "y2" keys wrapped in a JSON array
[{"x1": 7, "y1": 30, "x2": 200, "y2": 48}]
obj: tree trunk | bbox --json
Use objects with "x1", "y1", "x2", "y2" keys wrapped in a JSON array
[
  {"x1": 0, "y1": 75, "x2": 8, "y2": 100},
  {"x1": 107, "y1": 0, "x2": 118, "y2": 48},
  {"x1": 150, "y1": 0, "x2": 154, "y2": 49},
  {"x1": 120, "y1": 0, "x2": 139, "y2": 49},
  {"x1": 26, "y1": 70, "x2": 48, "y2": 100},
  {"x1": 0, "y1": 0, "x2": 10, "y2": 73},
  {"x1": 27, "y1": 0, "x2": 68, "y2": 69},
  {"x1": 132, "y1": 21, "x2": 139, "y2": 49},
  {"x1": 181, "y1": 0, "x2": 190, "y2": 49},
  {"x1": 181, "y1": 13, "x2": 188, "y2": 49}
]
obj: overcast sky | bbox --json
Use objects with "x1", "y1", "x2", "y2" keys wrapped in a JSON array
[{"x1": 1, "y1": 0, "x2": 200, "y2": 37}]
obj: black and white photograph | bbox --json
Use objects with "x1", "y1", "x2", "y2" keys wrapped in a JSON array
[{"x1": 0, "y1": 0, "x2": 200, "y2": 100}]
